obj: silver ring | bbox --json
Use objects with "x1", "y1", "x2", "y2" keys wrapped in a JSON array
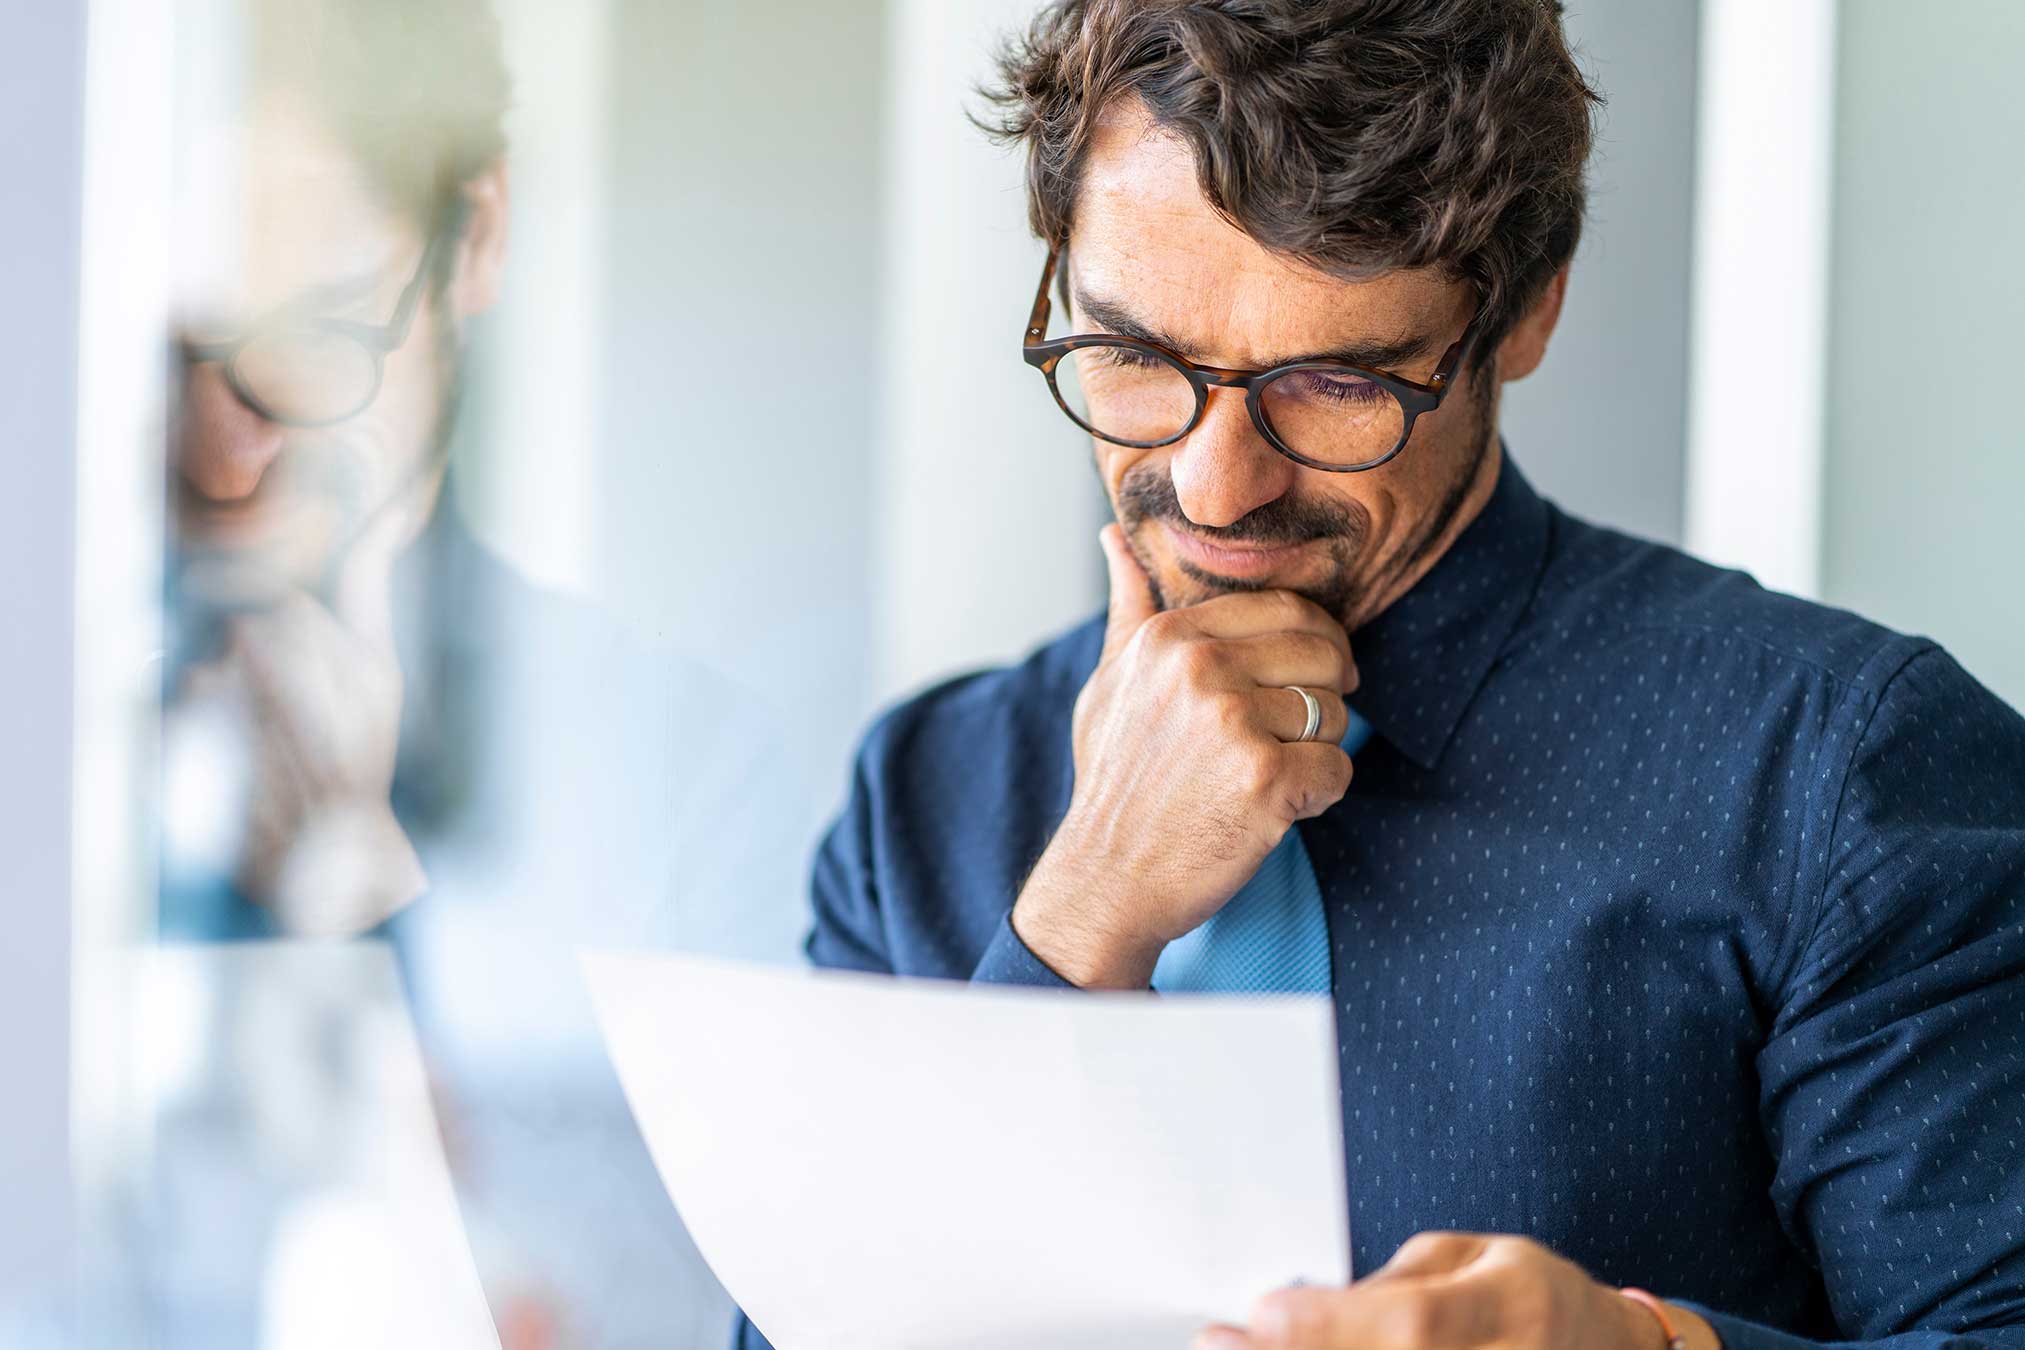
[{"x1": 1283, "y1": 686, "x2": 1323, "y2": 743}]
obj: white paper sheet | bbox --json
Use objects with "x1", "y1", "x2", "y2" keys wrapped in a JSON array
[{"x1": 583, "y1": 952, "x2": 1349, "y2": 1350}]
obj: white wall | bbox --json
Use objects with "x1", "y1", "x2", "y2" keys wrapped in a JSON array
[
  {"x1": 1819, "y1": 0, "x2": 2025, "y2": 711},
  {"x1": 454, "y1": 0, "x2": 890, "y2": 878},
  {"x1": 1505, "y1": 0, "x2": 1700, "y2": 548},
  {"x1": 875, "y1": 0, "x2": 1110, "y2": 705}
]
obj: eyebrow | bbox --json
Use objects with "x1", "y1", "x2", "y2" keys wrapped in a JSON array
[
  {"x1": 185, "y1": 259, "x2": 403, "y2": 337},
  {"x1": 1071, "y1": 286, "x2": 1440, "y2": 373},
  {"x1": 287, "y1": 268, "x2": 397, "y2": 315}
]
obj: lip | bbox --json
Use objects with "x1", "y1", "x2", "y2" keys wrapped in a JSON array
[
  {"x1": 176, "y1": 482, "x2": 321, "y2": 555},
  {"x1": 1161, "y1": 522, "x2": 1311, "y2": 579},
  {"x1": 179, "y1": 494, "x2": 280, "y2": 544}
]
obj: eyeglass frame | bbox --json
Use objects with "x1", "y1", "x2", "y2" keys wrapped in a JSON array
[
  {"x1": 182, "y1": 212, "x2": 461, "y2": 429},
  {"x1": 1020, "y1": 241, "x2": 1484, "y2": 473}
]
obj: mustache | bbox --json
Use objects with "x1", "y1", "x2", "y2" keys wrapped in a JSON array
[{"x1": 1114, "y1": 464, "x2": 1369, "y2": 547}]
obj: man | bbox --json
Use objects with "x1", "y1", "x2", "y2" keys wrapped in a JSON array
[
  {"x1": 737, "y1": 2, "x2": 2025, "y2": 1347},
  {"x1": 156, "y1": 0, "x2": 796, "y2": 1343}
]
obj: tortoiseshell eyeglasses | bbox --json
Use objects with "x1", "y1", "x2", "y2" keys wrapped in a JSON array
[{"x1": 1020, "y1": 242, "x2": 1482, "y2": 473}]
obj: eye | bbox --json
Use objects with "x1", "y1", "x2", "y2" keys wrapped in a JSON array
[
  {"x1": 1094, "y1": 344, "x2": 1166, "y2": 370},
  {"x1": 1283, "y1": 370, "x2": 1388, "y2": 406}
]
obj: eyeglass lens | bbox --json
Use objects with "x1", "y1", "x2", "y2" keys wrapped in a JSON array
[
  {"x1": 230, "y1": 327, "x2": 381, "y2": 425},
  {"x1": 1051, "y1": 341, "x2": 1406, "y2": 466}
]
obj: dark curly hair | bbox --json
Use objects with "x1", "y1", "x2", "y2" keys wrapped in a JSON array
[
  {"x1": 251, "y1": 0, "x2": 512, "y2": 227},
  {"x1": 981, "y1": 0, "x2": 1600, "y2": 358}
]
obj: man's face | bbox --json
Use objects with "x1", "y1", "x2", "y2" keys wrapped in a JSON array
[
  {"x1": 1068, "y1": 102, "x2": 1511, "y2": 631},
  {"x1": 170, "y1": 96, "x2": 463, "y2": 605}
]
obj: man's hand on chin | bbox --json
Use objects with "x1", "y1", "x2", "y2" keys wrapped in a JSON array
[{"x1": 1192, "y1": 1233, "x2": 1721, "y2": 1350}]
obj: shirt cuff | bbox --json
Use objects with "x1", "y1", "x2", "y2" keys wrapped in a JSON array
[
  {"x1": 970, "y1": 912, "x2": 1076, "y2": 989},
  {"x1": 1667, "y1": 1300, "x2": 1821, "y2": 1350}
]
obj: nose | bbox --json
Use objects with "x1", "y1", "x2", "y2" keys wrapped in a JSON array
[
  {"x1": 1169, "y1": 386, "x2": 1297, "y2": 529},
  {"x1": 176, "y1": 361, "x2": 286, "y2": 502}
]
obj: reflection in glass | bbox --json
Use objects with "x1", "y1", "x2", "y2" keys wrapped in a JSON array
[{"x1": 91, "y1": 0, "x2": 817, "y2": 1346}]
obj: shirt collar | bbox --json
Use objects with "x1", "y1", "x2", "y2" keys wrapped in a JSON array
[{"x1": 1349, "y1": 447, "x2": 1552, "y2": 771}]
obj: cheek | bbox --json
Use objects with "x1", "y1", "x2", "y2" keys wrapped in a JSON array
[
  {"x1": 356, "y1": 312, "x2": 451, "y2": 470},
  {"x1": 1098, "y1": 442, "x2": 1161, "y2": 500}
]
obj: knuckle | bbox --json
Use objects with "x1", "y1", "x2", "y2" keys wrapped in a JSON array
[
  {"x1": 1205, "y1": 689, "x2": 1252, "y2": 735},
  {"x1": 1235, "y1": 744, "x2": 1281, "y2": 800},
  {"x1": 1484, "y1": 1234, "x2": 1546, "y2": 1266},
  {"x1": 1287, "y1": 630, "x2": 1337, "y2": 672},
  {"x1": 1330, "y1": 746, "x2": 1355, "y2": 793},
  {"x1": 1397, "y1": 1230, "x2": 1463, "y2": 1263},
  {"x1": 1378, "y1": 1291, "x2": 1440, "y2": 1346},
  {"x1": 1174, "y1": 639, "x2": 1223, "y2": 685},
  {"x1": 1140, "y1": 609, "x2": 1188, "y2": 646},
  {"x1": 1265, "y1": 588, "x2": 1310, "y2": 627}
]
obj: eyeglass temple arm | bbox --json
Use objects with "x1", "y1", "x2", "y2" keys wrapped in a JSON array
[
  {"x1": 378, "y1": 196, "x2": 475, "y2": 347},
  {"x1": 382, "y1": 226, "x2": 459, "y2": 346},
  {"x1": 1428, "y1": 309, "x2": 1488, "y2": 390},
  {"x1": 1025, "y1": 243, "x2": 1061, "y2": 344}
]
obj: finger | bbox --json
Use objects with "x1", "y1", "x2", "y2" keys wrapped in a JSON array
[
  {"x1": 227, "y1": 601, "x2": 344, "y2": 744},
  {"x1": 1220, "y1": 630, "x2": 1353, "y2": 696},
  {"x1": 1181, "y1": 590, "x2": 1358, "y2": 693},
  {"x1": 1254, "y1": 686, "x2": 1351, "y2": 747},
  {"x1": 1191, "y1": 1326, "x2": 1256, "y2": 1350},
  {"x1": 1099, "y1": 523, "x2": 1159, "y2": 659},
  {"x1": 1250, "y1": 1281, "x2": 1496, "y2": 1350},
  {"x1": 330, "y1": 463, "x2": 441, "y2": 651},
  {"x1": 1245, "y1": 1286, "x2": 1375, "y2": 1349},
  {"x1": 231, "y1": 594, "x2": 355, "y2": 709},
  {"x1": 226, "y1": 594, "x2": 388, "y2": 765},
  {"x1": 1370, "y1": 1231, "x2": 1492, "y2": 1283},
  {"x1": 1275, "y1": 741, "x2": 1354, "y2": 821}
]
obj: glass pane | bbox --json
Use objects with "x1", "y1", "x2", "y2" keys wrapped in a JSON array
[
  {"x1": 1054, "y1": 344, "x2": 1198, "y2": 444},
  {"x1": 78, "y1": 0, "x2": 893, "y2": 1344}
]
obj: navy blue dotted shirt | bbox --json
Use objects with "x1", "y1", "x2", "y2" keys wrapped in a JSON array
[{"x1": 734, "y1": 454, "x2": 2025, "y2": 1349}]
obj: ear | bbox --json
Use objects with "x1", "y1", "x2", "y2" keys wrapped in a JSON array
[
  {"x1": 1494, "y1": 266, "x2": 1568, "y2": 384},
  {"x1": 447, "y1": 160, "x2": 511, "y2": 319}
]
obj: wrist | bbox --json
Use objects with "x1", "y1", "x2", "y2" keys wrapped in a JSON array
[
  {"x1": 1615, "y1": 1288, "x2": 1721, "y2": 1350},
  {"x1": 1012, "y1": 845, "x2": 1163, "y2": 990},
  {"x1": 1662, "y1": 1303, "x2": 1721, "y2": 1350},
  {"x1": 269, "y1": 800, "x2": 427, "y2": 936}
]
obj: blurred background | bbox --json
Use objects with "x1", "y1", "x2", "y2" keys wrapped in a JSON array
[{"x1": 2, "y1": 0, "x2": 2020, "y2": 1346}]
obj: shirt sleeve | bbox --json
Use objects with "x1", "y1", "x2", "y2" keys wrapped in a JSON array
[
  {"x1": 804, "y1": 713, "x2": 1075, "y2": 988},
  {"x1": 970, "y1": 909, "x2": 1076, "y2": 988},
  {"x1": 802, "y1": 749, "x2": 897, "y2": 975},
  {"x1": 1697, "y1": 644, "x2": 2025, "y2": 1347}
]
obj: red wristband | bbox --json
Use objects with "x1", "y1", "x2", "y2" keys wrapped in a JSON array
[{"x1": 1618, "y1": 1287, "x2": 1688, "y2": 1350}]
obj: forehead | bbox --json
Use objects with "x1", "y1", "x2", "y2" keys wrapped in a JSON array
[
  {"x1": 1067, "y1": 100, "x2": 1464, "y2": 364},
  {"x1": 173, "y1": 94, "x2": 414, "y2": 320}
]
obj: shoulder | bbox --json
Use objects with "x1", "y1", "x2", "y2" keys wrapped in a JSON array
[
  {"x1": 1532, "y1": 503, "x2": 1924, "y2": 697},
  {"x1": 815, "y1": 615, "x2": 1107, "y2": 973},
  {"x1": 854, "y1": 613, "x2": 1105, "y2": 792}
]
